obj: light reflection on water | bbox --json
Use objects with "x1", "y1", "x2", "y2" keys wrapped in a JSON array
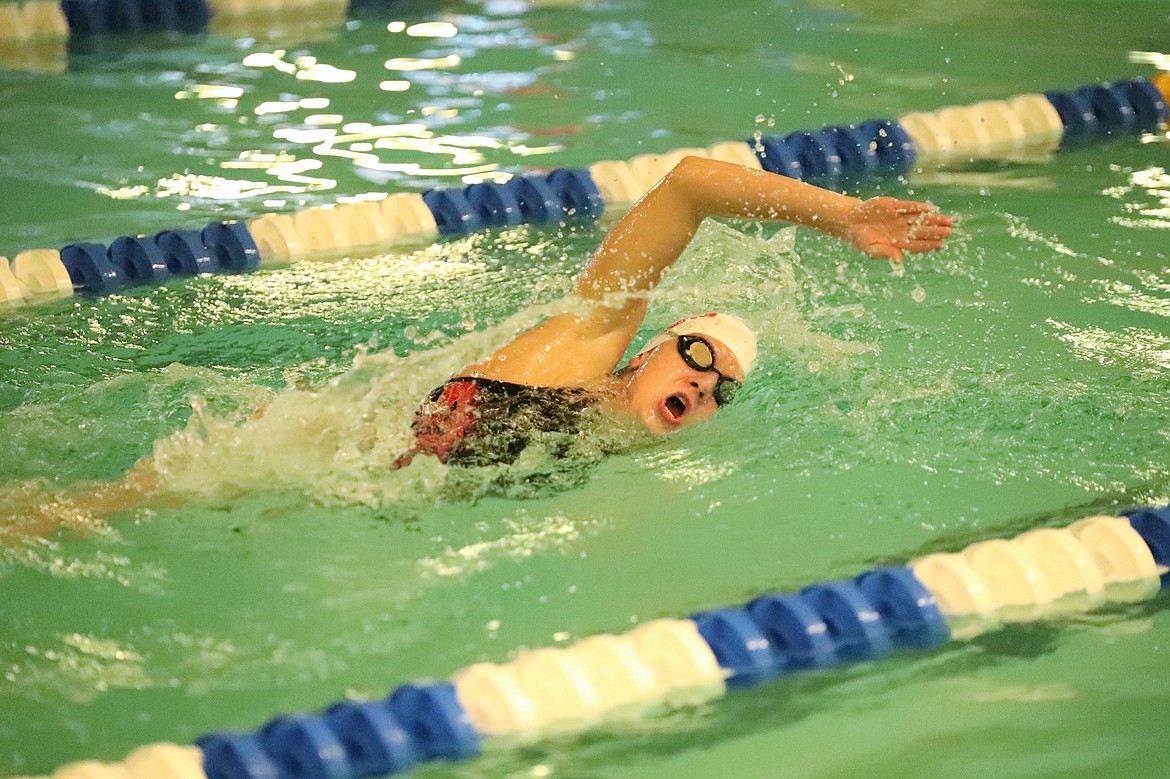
[
  {"x1": 99, "y1": 7, "x2": 571, "y2": 203},
  {"x1": 1107, "y1": 165, "x2": 1170, "y2": 231},
  {"x1": 298, "y1": 123, "x2": 509, "y2": 179},
  {"x1": 98, "y1": 167, "x2": 336, "y2": 202},
  {"x1": 1049, "y1": 319, "x2": 1170, "y2": 379}
]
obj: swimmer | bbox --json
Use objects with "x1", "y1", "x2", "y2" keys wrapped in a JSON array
[
  {"x1": 0, "y1": 157, "x2": 951, "y2": 541},
  {"x1": 392, "y1": 155, "x2": 952, "y2": 468}
]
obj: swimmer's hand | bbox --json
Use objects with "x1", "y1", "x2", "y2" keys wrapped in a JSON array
[{"x1": 843, "y1": 197, "x2": 953, "y2": 262}]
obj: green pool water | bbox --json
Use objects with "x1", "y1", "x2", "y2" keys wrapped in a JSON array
[{"x1": 2, "y1": 0, "x2": 1170, "y2": 776}]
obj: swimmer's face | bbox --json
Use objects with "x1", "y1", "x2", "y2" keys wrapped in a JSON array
[{"x1": 622, "y1": 335, "x2": 746, "y2": 435}]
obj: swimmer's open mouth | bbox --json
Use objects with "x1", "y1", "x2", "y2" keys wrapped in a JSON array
[{"x1": 662, "y1": 394, "x2": 687, "y2": 423}]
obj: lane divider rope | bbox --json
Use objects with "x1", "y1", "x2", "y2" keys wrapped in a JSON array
[
  {"x1": 19, "y1": 505, "x2": 1170, "y2": 779},
  {"x1": 1, "y1": 76, "x2": 1165, "y2": 313}
]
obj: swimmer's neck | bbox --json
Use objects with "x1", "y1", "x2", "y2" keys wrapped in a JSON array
[{"x1": 585, "y1": 371, "x2": 640, "y2": 419}]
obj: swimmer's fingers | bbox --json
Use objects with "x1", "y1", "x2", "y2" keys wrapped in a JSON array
[
  {"x1": 859, "y1": 231, "x2": 949, "y2": 260},
  {"x1": 861, "y1": 240, "x2": 945, "y2": 261},
  {"x1": 912, "y1": 213, "x2": 955, "y2": 229},
  {"x1": 900, "y1": 211, "x2": 953, "y2": 255},
  {"x1": 849, "y1": 198, "x2": 953, "y2": 233},
  {"x1": 858, "y1": 237, "x2": 904, "y2": 261},
  {"x1": 892, "y1": 200, "x2": 954, "y2": 223},
  {"x1": 892, "y1": 200, "x2": 934, "y2": 215},
  {"x1": 906, "y1": 222, "x2": 954, "y2": 243},
  {"x1": 896, "y1": 237, "x2": 949, "y2": 255}
]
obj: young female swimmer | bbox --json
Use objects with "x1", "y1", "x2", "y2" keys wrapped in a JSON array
[
  {"x1": 0, "y1": 157, "x2": 952, "y2": 540},
  {"x1": 391, "y1": 156, "x2": 953, "y2": 468}
]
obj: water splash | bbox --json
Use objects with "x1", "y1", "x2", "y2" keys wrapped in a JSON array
[{"x1": 143, "y1": 221, "x2": 871, "y2": 507}]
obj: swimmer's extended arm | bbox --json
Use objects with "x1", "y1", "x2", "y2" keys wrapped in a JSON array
[{"x1": 463, "y1": 156, "x2": 952, "y2": 385}]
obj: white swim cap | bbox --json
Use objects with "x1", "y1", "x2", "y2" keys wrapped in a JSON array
[{"x1": 635, "y1": 312, "x2": 757, "y2": 373}]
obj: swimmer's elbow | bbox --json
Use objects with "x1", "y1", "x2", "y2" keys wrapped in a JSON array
[
  {"x1": 655, "y1": 155, "x2": 718, "y2": 219},
  {"x1": 663, "y1": 155, "x2": 712, "y2": 187}
]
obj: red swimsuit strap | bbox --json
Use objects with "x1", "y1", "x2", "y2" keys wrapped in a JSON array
[{"x1": 440, "y1": 379, "x2": 480, "y2": 406}]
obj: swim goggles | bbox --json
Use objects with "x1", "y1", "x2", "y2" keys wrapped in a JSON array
[{"x1": 675, "y1": 334, "x2": 742, "y2": 406}]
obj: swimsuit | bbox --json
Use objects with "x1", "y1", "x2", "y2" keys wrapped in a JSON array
[{"x1": 394, "y1": 377, "x2": 595, "y2": 468}]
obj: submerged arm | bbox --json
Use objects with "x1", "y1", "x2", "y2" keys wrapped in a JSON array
[{"x1": 464, "y1": 156, "x2": 951, "y2": 385}]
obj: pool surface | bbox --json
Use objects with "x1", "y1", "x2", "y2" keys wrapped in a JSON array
[{"x1": 2, "y1": 0, "x2": 1170, "y2": 776}]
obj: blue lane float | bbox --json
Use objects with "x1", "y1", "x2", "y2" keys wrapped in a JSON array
[
  {"x1": 860, "y1": 119, "x2": 918, "y2": 175},
  {"x1": 1118, "y1": 80, "x2": 1170, "y2": 132},
  {"x1": 464, "y1": 182, "x2": 524, "y2": 228},
  {"x1": 109, "y1": 235, "x2": 172, "y2": 286},
  {"x1": 751, "y1": 121, "x2": 918, "y2": 187},
  {"x1": 197, "y1": 682, "x2": 480, "y2": 779},
  {"x1": 202, "y1": 221, "x2": 261, "y2": 273},
  {"x1": 422, "y1": 169, "x2": 606, "y2": 237},
  {"x1": 690, "y1": 566, "x2": 950, "y2": 690},
  {"x1": 855, "y1": 567, "x2": 951, "y2": 650},
  {"x1": 59, "y1": 241, "x2": 123, "y2": 294},
  {"x1": 156, "y1": 229, "x2": 218, "y2": 275},
  {"x1": 746, "y1": 592, "x2": 838, "y2": 671},
  {"x1": 59, "y1": 0, "x2": 210, "y2": 35},
  {"x1": 1045, "y1": 78, "x2": 1168, "y2": 146},
  {"x1": 323, "y1": 700, "x2": 418, "y2": 778},
  {"x1": 54, "y1": 220, "x2": 255, "y2": 295},
  {"x1": 1127, "y1": 506, "x2": 1170, "y2": 587},
  {"x1": 502, "y1": 176, "x2": 563, "y2": 224},
  {"x1": 421, "y1": 189, "x2": 483, "y2": 237}
]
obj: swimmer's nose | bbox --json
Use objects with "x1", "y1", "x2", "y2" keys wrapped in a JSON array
[{"x1": 693, "y1": 374, "x2": 718, "y2": 395}]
